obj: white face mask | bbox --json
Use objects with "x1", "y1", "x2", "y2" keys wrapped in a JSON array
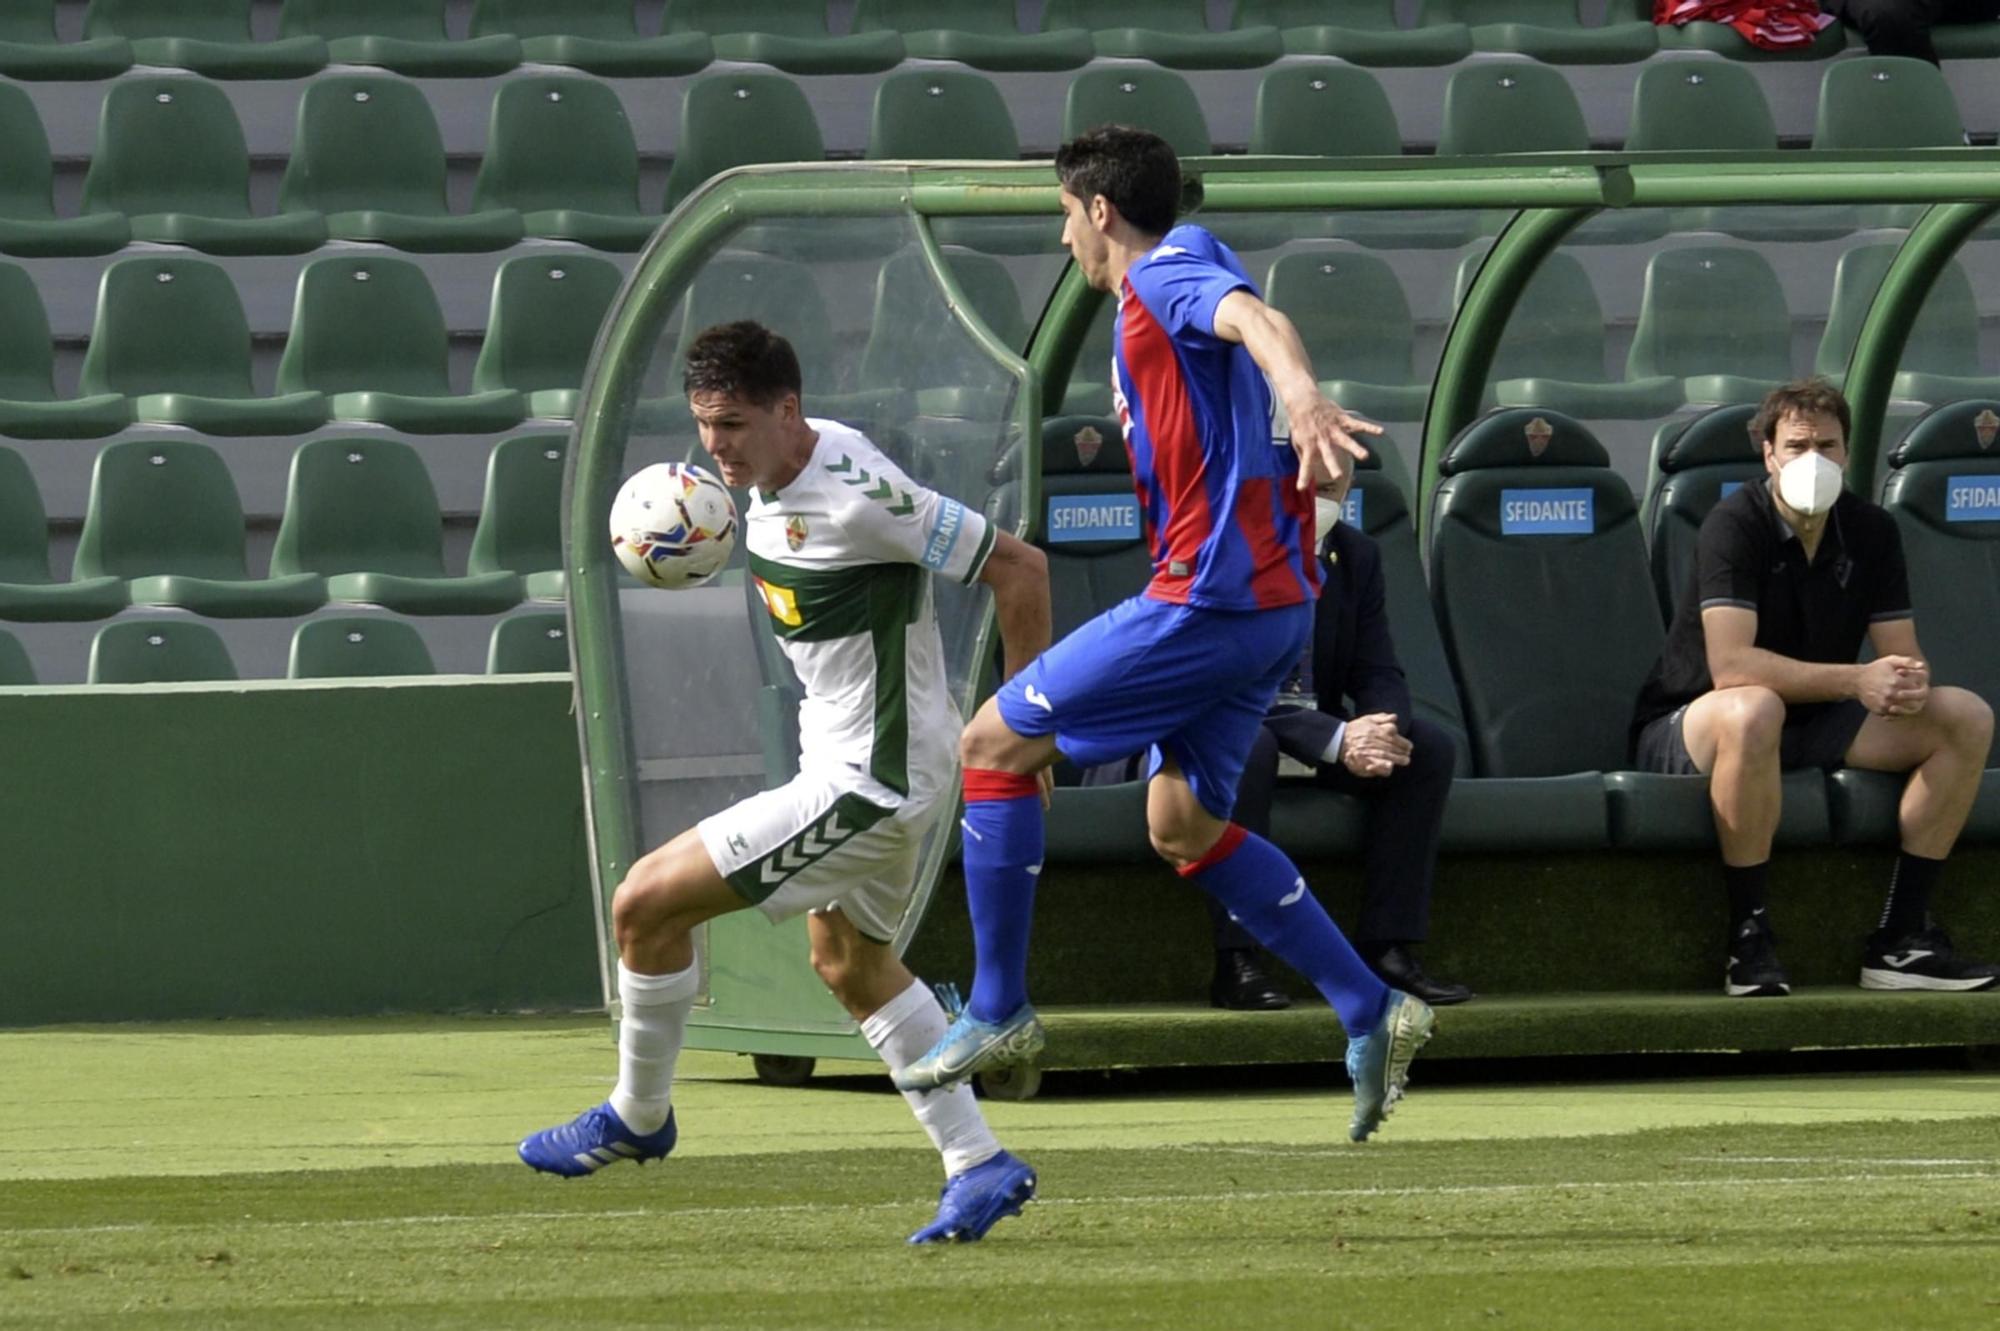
[
  {"x1": 1776, "y1": 450, "x2": 1844, "y2": 517},
  {"x1": 1315, "y1": 495, "x2": 1344, "y2": 533}
]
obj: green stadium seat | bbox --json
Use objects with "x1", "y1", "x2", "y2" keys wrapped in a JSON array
[
  {"x1": 0, "y1": 0, "x2": 132, "y2": 79},
  {"x1": 278, "y1": 257, "x2": 527, "y2": 435},
  {"x1": 1627, "y1": 58, "x2": 1778, "y2": 150},
  {"x1": 1468, "y1": 251, "x2": 1681, "y2": 421},
  {"x1": 80, "y1": 258, "x2": 329, "y2": 437},
  {"x1": 1250, "y1": 63, "x2": 1400, "y2": 156},
  {"x1": 1436, "y1": 61, "x2": 1589, "y2": 156},
  {"x1": 1234, "y1": 0, "x2": 1471, "y2": 66},
  {"x1": 1817, "y1": 245, "x2": 1998, "y2": 402},
  {"x1": 0, "y1": 264, "x2": 131, "y2": 440},
  {"x1": 0, "y1": 444, "x2": 127, "y2": 622},
  {"x1": 1658, "y1": 10, "x2": 1846, "y2": 58},
  {"x1": 1265, "y1": 250, "x2": 1425, "y2": 421},
  {"x1": 0, "y1": 86, "x2": 129, "y2": 258},
  {"x1": 1814, "y1": 57, "x2": 1967, "y2": 229},
  {"x1": 1931, "y1": 22, "x2": 2000, "y2": 57},
  {"x1": 1425, "y1": 0, "x2": 1657, "y2": 64},
  {"x1": 467, "y1": 434, "x2": 568, "y2": 601},
  {"x1": 488, "y1": 611, "x2": 570, "y2": 674},
  {"x1": 1064, "y1": 67, "x2": 1212, "y2": 158},
  {"x1": 1044, "y1": 0, "x2": 1281, "y2": 69},
  {"x1": 0, "y1": 629, "x2": 33, "y2": 685},
  {"x1": 280, "y1": 0, "x2": 522, "y2": 77},
  {"x1": 88, "y1": 620, "x2": 238, "y2": 684},
  {"x1": 1626, "y1": 248, "x2": 1795, "y2": 406},
  {"x1": 674, "y1": 253, "x2": 842, "y2": 401},
  {"x1": 662, "y1": 74, "x2": 825, "y2": 211},
  {"x1": 272, "y1": 438, "x2": 525, "y2": 616},
  {"x1": 84, "y1": 0, "x2": 327, "y2": 78},
  {"x1": 855, "y1": 0, "x2": 1093, "y2": 71},
  {"x1": 1640, "y1": 404, "x2": 1761, "y2": 622},
  {"x1": 858, "y1": 247, "x2": 1028, "y2": 419},
  {"x1": 468, "y1": 0, "x2": 711, "y2": 76},
  {"x1": 471, "y1": 256, "x2": 623, "y2": 422},
  {"x1": 82, "y1": 78, "x2": 327, "y2": 257},
  {"x1": 664, "y1": 0, "x2": 904, "y2": 74},
  {"x1": 74, "y1": 440, "x2": 327, "y2": 618},
  {"x1": 474, "y1": 78, "x2": 660, "y2": 252},
  {"x1": 280, "y1": 76, "x2": 524, "y2": 253},
  {"x1": 288, "y1": 616, "x2": 436, "y2": 679},
  {"x1": 867, "y1": 71, "x2": 1052, "y2": 254}
]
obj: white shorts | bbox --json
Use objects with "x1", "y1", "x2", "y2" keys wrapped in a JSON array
[{"x1": 697, "y1": 768, "x2": 946, "y2": 944}]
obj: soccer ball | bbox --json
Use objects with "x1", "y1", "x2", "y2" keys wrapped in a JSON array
[{"x1": 609, "y1": 462, "x2": 739, "y2": 590}]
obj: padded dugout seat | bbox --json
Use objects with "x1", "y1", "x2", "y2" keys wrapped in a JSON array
[
  {"x1": 278, "y1": 257, "x2": 525, "y2": 435},
  {"x1": 88, "y1": 620, "x2": 237, "y2": 684},
  {"x1": 0, "y1": 0, "x2": 132, "y2": 79},
  {"x1": 1044, "y1": 0, "x2": 1281, "y2": 69},
  {"x1": 468, "y1": 434, "x2": 568, "y2": 601},
  {"x1": 855, "y1": 0, "x2": 1093, "y2": 71},
  {"x1": 281, "y1": 77, "x2": 523, "y2": 253},
  {"x1": 472, "y1": 256, "x2": 623, "y2": 422},
  {"x1": 271, "y1": 439, "x2": 524, "y2": 616},
  {"x1": 474, "y1": 78, "x2": 660, "y2": 252},
  {"x1": 0, "y1": 264, "x2": 130, "y2": 440},
  {"x1": 0, "y1": 86, "x2": 129, "y2": 258},
  {"x1": 84, "y1": 0, "x2": 327, "y2": 78},
  {"x1": 665, "y1": 0, "x2": 903, "y2": 74},
  {"x1": 281, "y1": 0, "x2": 522, "y2": 77},
  {"x1": 469, "y1": 0, "x2": 711, "y2": 76},
  {"x1": 289, "y1": 617, "x2": 436, "y2": 679},
  {"x1": 1643, "y1": 404, "x2": 1762, "y2": 623},
  {"x1": 1817, "y1": 246, "x2": 1998, "y2": 403},
  {"x1": 488, "y1": 612, "x2": 570, "y2": 674},
  {"x1": 1266, "y1": 250, "x2": 1425, "y2": 421},
  {"x1": 1426, "y1": 0, "x2": 1657, "y2": 64},
  {"x1": 1471, "y1": 251, "x2": 1681, "y2": 421},
  {"x1": 0, "y1": 445, "x2": 127, "y2": 622},
  {"x1": 74, "y1": 440, "x2": 326, "y2": 618},
  {"x1": 81, "y1": 258, "x2": 327, "y2": 436},
  {"x1": 1235, "y1": 0, "x2": 1471, "y2": 66},
  {"x1": 1037, "y1": 415, "x2": 1149, "y2": 645},
  {"x1": 1627, "y1": 248, "x2": 1795, "y2": 406},
  {"x1": 82, "y1": 78, "x2": 326, "y2": 256}
]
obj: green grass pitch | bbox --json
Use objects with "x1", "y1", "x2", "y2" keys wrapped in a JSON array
[{"x1": 2, "y1": 1018, "x2": 1997, "y2": 1329}]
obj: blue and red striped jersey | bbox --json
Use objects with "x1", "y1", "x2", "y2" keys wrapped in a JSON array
[{"x1": 1111, "y1": 224, "x2": 1318, "y2": 611}]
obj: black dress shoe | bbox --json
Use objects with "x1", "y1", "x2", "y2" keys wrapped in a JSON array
[
  {"x1": 1210, "y1": 949, "x2": 1291, "y2": 1010},
  {"x1": 1366, "y1": 944, "x2": 1473, "y2": 1007}
]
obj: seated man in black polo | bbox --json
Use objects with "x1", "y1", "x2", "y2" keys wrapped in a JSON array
[{"x1": 1631, "y1": 379, "x2": 1997, "y2": 997}]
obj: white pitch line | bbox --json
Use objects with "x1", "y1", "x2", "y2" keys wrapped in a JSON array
[
  {"x1": 1684, "y1": 1156, "x2": 1993, "y2": 1167},
  {"x1": 8, "y1": 1170, "x2": 1998, "y2": 1240}
]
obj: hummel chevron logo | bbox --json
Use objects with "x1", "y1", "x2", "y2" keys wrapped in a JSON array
[
  {"x1": 1882, "y1": 950, "x2": 1935, "y2": 969},
  {"x1": 758, "y1": 812, "x2": 852, "y2": 886},
  {"x1": 1278, "y1": 878, "x2": 1307, "y2": 907},
  {"x1": 887, "y1": 493, "x2": 915, "y2": 517},
  {"x1": 1024, "y1": 685, "x2": 1053, "y2": 712},
  {"x1": 864, "y1": 477, "x2": 895, "y2": 501},
  {"x1": 827, "y1": 455, "x2": 854, "y2": 475}
]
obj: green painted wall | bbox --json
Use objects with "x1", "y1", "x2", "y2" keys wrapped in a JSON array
[{"x1": 0, "y1": 677, "x2": 601, "y2": 1026}]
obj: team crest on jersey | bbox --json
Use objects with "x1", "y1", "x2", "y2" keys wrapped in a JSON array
[
  {"x1": 1975, "y1": 408, "x2": 1998, "y2": 450},
  {"x1": 785, "y1": 515, "x2": 808, "y2": 551},
  {"x1": 751, "y1": 576, "x2": 802, "y2": 628},
  {"x1": 1074, "y1": 425, "x2": 1104, "y2": 468},
  {"x1": 1525, "y1": 417, "x2": 1554, "y2": 457}
]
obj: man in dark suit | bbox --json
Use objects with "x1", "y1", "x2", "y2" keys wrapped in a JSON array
[{"x1": 1205, "y1": 487, "x2": 1473, "y2": 1010}]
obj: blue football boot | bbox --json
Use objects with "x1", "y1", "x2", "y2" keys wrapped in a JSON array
[
  {"x1": 1345, "y1": 990, "x2": 1435, "y2": 1143},
  {"x1": 908, "y1": 1150, "x2": 1038, "y2": 1243},
  {"x1": 892, "y1": 1003, "x2": 1045, "y2": 1092},
  {"x1": 518, "y1": 1102, "x2": 677, "y2": 1177}
]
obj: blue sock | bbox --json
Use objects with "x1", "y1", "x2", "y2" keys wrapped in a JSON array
[
  {"x1": 961, "y1": 769, "x2": 1044, "y2": 1023},
  {"x1": 1182, "y1": 825, "x2": 1387, "y2": 1037}
]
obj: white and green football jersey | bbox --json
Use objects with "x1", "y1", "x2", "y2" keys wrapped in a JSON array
[{"x1": 744, "y1": 419, "x2": 996, "y2": 807}]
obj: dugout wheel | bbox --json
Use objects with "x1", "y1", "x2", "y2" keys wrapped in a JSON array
[
  {"x1": 751, "y1": 1054, "x2": 816, "y2": 1087},
  {"x1": 977, "y1": 1061, "x2": 1043, "y2": 1102}
]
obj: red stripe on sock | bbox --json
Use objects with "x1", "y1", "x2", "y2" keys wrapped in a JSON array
[
  {"x1": 963, "y1": 767, "x2": 1040, "y2": 802},
  {"x1": 1177, "y1": 822, "x2": 1249, "y2": 877}
]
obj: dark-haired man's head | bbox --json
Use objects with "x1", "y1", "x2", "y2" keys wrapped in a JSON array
[
  {"x1": 1752, "y1": 378, "x2": 1851, "y2": 521},
  {"x1": 1054, "y1": 125, "x2": 1181, "y2": 291},
  {"x1": 682, "y1": 321, "x2": 809, "y2": 490}
]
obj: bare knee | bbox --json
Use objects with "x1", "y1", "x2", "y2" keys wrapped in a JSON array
[
  {"x1": 1147, "y1": 802, "x2": 1223, "y2": 868},
  {"x1": 960, "y1": 698, "x2": 1038, "y2": 773},
  {"x1": 1930, "y1": 686, "x2": 1994, "y2": 758},
  {"x1": 611, "y1": 852, "x2": 687, "y2": 954},
  {"x1": 1715, "y1": 686, "x2": 1785, "y2": 756}
]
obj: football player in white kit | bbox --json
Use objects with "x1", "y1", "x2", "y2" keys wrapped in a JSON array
[{"x1": 520, "y1": 321, "x2": 1053, "y2": 1244}]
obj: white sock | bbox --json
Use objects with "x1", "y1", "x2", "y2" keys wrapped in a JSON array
[
  {"x1": 609, "y1": 959, "x2": 699, "y2": 1135},
  {"x1": 863, "y1": 978, "x2": 1004, "y2": 1178}
]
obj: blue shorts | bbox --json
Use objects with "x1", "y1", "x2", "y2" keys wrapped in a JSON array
[{"x1": 996, "y1": 595, "x2": 1312, "y2": 820}]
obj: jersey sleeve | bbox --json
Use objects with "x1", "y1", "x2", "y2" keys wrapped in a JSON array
[
  {"x1": 836, "y1": 460, "x2": 997, "y2": 586},
  {"x1": 1130, "y1": 244, "x2": 1252, "y2": 343},
  {"x1": 1695, "y1": 506, "x2": 1762, "y2": 613},
  {"x1": 1865, "y1": 511, "x2": 1913, "y2": 623}
]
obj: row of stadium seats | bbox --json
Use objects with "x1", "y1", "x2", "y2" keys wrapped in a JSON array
[
  {"x1": 1, "y1": 434, "x2": 565, "y2": 621},
  {"x1": 0, "y1": 611, "x2": 570, "y2": 683},
  {"x1": 1033, "y1": 401, "x2": 2000, "y2": 853},
  {"x1": 2, "y1": 55, "x2": 1981, "y2": 261},
  {"x1": 8, "y1": 1, "x2": 2000, "y2": 80}
]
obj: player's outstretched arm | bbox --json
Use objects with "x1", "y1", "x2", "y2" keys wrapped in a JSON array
[
  {"x1": 1211, "y1": 289, "x2": 1383, "y2": 492},
  {"x1": 979, "y1": 531, "x2": 1050, "y2": 683}
]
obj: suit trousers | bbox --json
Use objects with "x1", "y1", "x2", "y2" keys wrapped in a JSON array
[
  {"x1": 1208, "y1": 715, "x2": 1455, "y2": 953},
  {"x1": 1822, "y1": 0, "x2": 2000, "y2": 63}
]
